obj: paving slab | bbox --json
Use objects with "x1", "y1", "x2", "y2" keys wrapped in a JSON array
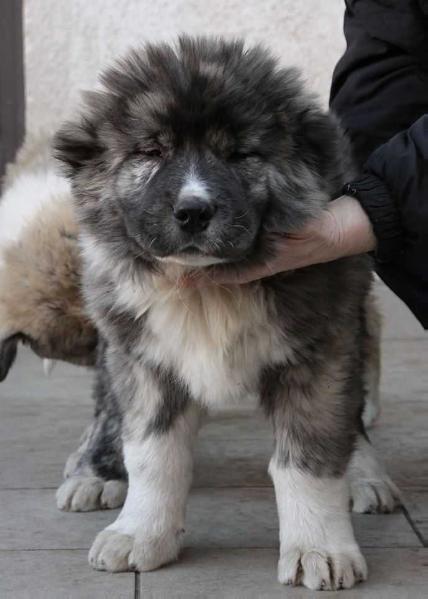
[
  {"x1": 379, "y1": 339, "x2": 428, "y2": 403},
  {"x1": 201, "y1": 409, "x2": 271, "y2": 440},
  {"x1": 0, "y1": 550, "x2": 134, "y2": 599},
  {"x1": 187, "y1": 488, "x2": 420, "y2": 550},
  {"x1": 1, "y1": 547, "x2": 426, "y2": 599},
  {"x1": 401, "y1": 490, "x2": 428, "y2": 545},
  {"x1": 0, "y1": 489, "x2": 119, "y2": 551},
  {"x1": 375, "y1": 280, "x2": 426, "y2": 340},
  {"x1": 0, "y1": 397, "x2": 425, "y2": 493},
  {"x1": 0, "y1": 487, "x2": 420, "y2": 552},
  {"x1": 1, "y1": 294, "x2": 427, "y2": 597},
  {"x1": 376, "y1": 437, "x2": 427, "y2": 488},
  {"x1": 0, "y1": 399, "x2": 92, "y2": 490},
  {"x1": 371, "y1": 338, "x2": 428, "y2": 495},
  {"x1": 139, "y1": 547, "x2": 428, "y2": 599},
  {"x1": 0, "y1": 348, "x2": 93, "y2": 403},
  {"x1": 194, "y1": 437, "x2": 272, "y2": 488},
  {"x1": 370, "y1": 405, "x2": 428, "y2": 491},
  {"x1": 0, "y1": 410, "x2": 274, "y2": 491},
  {"x1": 2, "y1": 336, "x2": 427, "y2": 492}
]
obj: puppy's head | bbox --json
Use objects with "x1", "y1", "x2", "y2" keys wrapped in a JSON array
[{"x1": 55, "y1": 37, "x2": 346, "y2": 269}]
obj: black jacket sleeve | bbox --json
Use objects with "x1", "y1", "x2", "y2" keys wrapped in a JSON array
[
  {"x1": 330, "y1": 0, "x2": 428, "y2": 328},
  {"x1": 346, "y1": 116, "x2": 428, "y2": 328},
  {"x1": 330, "y1": 0, "x2": 428, "y2": 168}
]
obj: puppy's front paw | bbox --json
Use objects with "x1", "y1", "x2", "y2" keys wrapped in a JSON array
[
  {"x1": 56, "y1": 476, "x2": 127, "y2": 511},
  {"x1": 88, "y1": 527, "x2": 184, "y2": 572},
  {"x1": 278, "y1": 546, "x2": 367, "y2": 591},
  {"x1": 89, "y1": 530, "x2": 134, "y2": 572}
]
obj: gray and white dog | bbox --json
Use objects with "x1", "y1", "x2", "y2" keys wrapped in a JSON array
[{"x1": 54, "y1": 37, "x2": 398, "y2": 590}]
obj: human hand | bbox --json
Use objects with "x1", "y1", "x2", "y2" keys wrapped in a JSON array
[{"x1": 182, "y1": 195, "x2": 377, "y2": 286}]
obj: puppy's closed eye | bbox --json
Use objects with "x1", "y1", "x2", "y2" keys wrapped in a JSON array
[
  {"x1": 229, "y1": 150, "x2": 262, "y2": 162},
  {"x1": 132, "y1": 146, "x2": 165, "y2": 160}
]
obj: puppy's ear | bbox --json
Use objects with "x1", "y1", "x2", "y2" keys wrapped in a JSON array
[
  {"x1": 0, "y1": 334, "x2": 20, "y2": 382},
  {"x1": 53, "y1": 119, "x2": 104, "y2": 177},
  {"x1": 298, "y1": 109, "x2": 346, "y2": 183}
]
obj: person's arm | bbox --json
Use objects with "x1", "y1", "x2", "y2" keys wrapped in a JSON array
[
  {"x1": 346, "y1": 115, "x2": 428, "y2": 328},
  {"x1": 181, "y1": 194, "x2": 376, "y2": 286},
  {"x1": 346, "y1": 116, "x2": 428, "y2": 268},
  {"x1": 330, "y1": 0, "x2": 428, "y2": 169}
]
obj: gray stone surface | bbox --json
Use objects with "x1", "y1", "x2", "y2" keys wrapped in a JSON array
[
  {"x1": 138, "y1": 548, "x2": 428, "y2": 599},
  {"x1": 0, "y1": 280, "x2": 427, "y2": 596},
  {"x1": 368, "y1": 339, "x2": 428, "y2": 492},
  {"x1": 402, "y1": 490, "x2": 428, "y2": 545},
  {"x1": 0, "y1": 487, "x2": 419, "y2": 552},
  {"x1": 0, "y1": 489, "x2": 120, "y2": 551},
  {"x1": 0, "y1": 399, "x2": 92, "y2": 490},
  {"x1": 194, "y1": 437, "x2": 272, "y2": 488},
  {"x1": 0, "y1": 550, "x2": 134, "y2": 599},
  {"x1": 375, "y1": 280, "x2": 426, "y2": 340},
  {"x1": 0, "y1": 348, "x2": 92, "y2": 403},
  {"x1": 187, "y1": 488, "x2": 421, "y2": 550}
]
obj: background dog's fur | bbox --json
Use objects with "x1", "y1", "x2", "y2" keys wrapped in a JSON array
[{"x1": 0, "y1": 135, "x2": 97, "y2": 379}]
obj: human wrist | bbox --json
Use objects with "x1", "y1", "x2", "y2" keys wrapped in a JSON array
[
  {"x1": 343, "y1": 174, "x2": 404, "y2": 263},
  {"x1": 324, "y1": 195, "x2": 377, "y2": 258}
]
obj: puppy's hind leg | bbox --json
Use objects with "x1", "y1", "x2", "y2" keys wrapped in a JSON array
[
  {"x1": 57, "y1": 410, "x2": 127, "y2": 512},
  {"x1": 362, "y1": 290, "x2": 382, "y2": 428},
  {"x1": 57, "y1": 345, "x2": 127, "y2": 512},
  {"x1": 348, "y1": 434, "x2": 401, "y2": 514}
]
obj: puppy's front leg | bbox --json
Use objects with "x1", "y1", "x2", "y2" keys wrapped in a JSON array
[
  {"x1": 89, "y1": 364, "x2": 200, "y2": 573},
  {"x1": 265, "y1": 367, "x2": 367, "y2": 591},
  {"x1": 270, "y1": 461, "x2": 367, "y2": 590}
]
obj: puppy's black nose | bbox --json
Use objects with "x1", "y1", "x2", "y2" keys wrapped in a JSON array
[{"x1": 173, "y1": 196, "x2": 216, "y2": 233}]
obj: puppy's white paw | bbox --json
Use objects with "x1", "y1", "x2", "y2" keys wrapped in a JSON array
[
  {"x1": 89, "y1": 530, "x2": 134, "y2": 572},
  {"x1": 278, "y1": 546, "x2": 367, "y2": 591},
  {"x1": 56, "y1": 476, "x2": 127, "y2": 511},
  {"x1": 101, "y1": 480, "x2": 128, "y2": 509},
  {"x1": 88, "y1": 527, "x2": 183, "y2": 572},
  {"x1": 270, "y1": 462, "x2": 367, "y2": 591},
  {"x1": 351, "y1": 476, "x2": 401, "y2": 514},
  {"x1": 63, "y1": 450, "x2": 83, "y2": 479}
]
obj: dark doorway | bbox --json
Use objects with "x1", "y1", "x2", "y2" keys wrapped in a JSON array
[{"x1": 0, "y1": 0, "x2": 25, "y2": 182}]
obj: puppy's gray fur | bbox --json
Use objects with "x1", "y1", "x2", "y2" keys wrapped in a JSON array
[{"x1": 54, "y1": 37, "x2": 397, "y2": 589}]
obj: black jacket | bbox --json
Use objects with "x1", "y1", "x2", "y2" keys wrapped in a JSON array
[{"x1": 330, "y1": 0, "x2": 428, "y2": 328}]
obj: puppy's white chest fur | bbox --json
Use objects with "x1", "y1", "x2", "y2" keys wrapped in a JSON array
[
  {"x1": 142, "y1": 276, "x2": 288, "y2": 407},
  {"x1": 84, "y1": 240, "x2": 291, "y2": 408}
]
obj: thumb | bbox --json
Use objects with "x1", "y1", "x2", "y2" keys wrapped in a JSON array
[{"x1": 180, "y1": 262, "x2": 272, "y2": 287}]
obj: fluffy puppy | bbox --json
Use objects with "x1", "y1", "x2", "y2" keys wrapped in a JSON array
[
  {"x1": 54, "y1": 37, "x2": 397, "y2": 590},
  {"x1": 0, "y1": 135, "x2": 97, "y2": 379}
]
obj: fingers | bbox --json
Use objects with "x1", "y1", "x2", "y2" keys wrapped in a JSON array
[
  {"x1": 181, "y1": 262, "x2": 276, "y2": 287},
  {"x1": 180, "y1": 237, "x2": 301, "y2": 287},
  {"x1": 179, "y1": 232, "x2": 322, "y2": 288}
]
